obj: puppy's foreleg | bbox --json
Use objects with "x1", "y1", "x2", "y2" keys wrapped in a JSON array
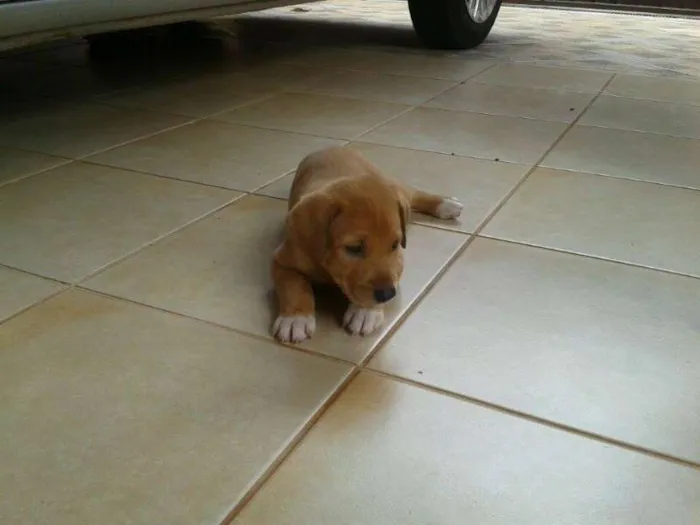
[
  {"x1": 343, "y1": 304, "x2": 384, "y2": 336},
  {"x1": 406, "y1": 188, "x2": 463, "y2": 220},
  {"x1": 271, "y1": 260, "x2": 316, "y2": 344}
]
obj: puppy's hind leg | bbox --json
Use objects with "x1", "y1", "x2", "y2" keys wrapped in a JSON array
[{"x1": 406, "y1": 187, "x2": 463, "y2": 220}]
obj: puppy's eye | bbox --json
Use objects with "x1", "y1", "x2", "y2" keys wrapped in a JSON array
[
  {"x1": 345, "y1": 244, "x2": 364, "y2": 257},
  {"x1": 391, "y1": 240, "x2": 399, "y2": 252}
]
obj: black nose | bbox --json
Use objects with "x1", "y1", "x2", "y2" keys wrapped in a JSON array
[{"x1": 373, "y1": 286, "x2": 396, "y2": 304}]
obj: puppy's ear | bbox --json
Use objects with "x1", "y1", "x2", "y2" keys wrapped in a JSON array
[
  {"x1": 286, "y1": 192, "x2": 341, "y2": 254},
  {"x1": 398, "y1": 197, "x2": 410, "y2": 249}
]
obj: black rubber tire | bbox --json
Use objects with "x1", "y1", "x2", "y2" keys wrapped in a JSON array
[{"x1": 408, "y1": 0, "x2": 502, "y2": 50}]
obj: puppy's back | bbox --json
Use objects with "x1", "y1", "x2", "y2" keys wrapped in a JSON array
[{"x1": 289, "y1": 147, "x2": 382, "y2": 208}]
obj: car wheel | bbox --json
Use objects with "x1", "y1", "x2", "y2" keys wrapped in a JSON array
[{"x1": 408, "y1": 0, "x2": 502, "y2": 50}]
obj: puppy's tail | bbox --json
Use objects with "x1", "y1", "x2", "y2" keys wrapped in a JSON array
[{"x1": 400, "y1": 184, "x2": 464, "y2": 221}]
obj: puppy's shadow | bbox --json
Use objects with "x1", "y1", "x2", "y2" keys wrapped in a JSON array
[{"x1": 312, "y1": 284, "x2": 351, "y2": 326}]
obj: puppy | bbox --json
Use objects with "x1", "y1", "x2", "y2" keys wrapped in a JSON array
[{"x1": 271, "y1": 147, "x2": 463, "y2": 344}]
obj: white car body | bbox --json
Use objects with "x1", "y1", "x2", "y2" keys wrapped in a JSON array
[{"x1": 0, "y1": 0, "x2": 315, "y2": 52}]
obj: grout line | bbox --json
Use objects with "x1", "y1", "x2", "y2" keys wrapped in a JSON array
[
  {"x1": 596, "y1": 91, "x2": 700, "y2": 109},
  {"x1": 78, "y1": 158, "x2": 250, "y2": 191},
  {"x1": 415, "y1": 104, "x2": 592, "y2": 124},
  {"x1": 100, "y1": 89, "x2": 284, "y2": 121},
  {"x1": 534, "y1": 163, "x2": 700, "y2": 194},
  {"x1": 74, "y1": 117, "x2": 200, "y2": 160},
  {"x1": 0, "y1": 284, "x2": 70, "y2": 328},
  {"x1": 348, "y1": 139, "x2": 531, "y2": 167},
  {"x1": 466, "y1": 73, "x2": 619, "y2": 237},
  {"x1": 0, "y1": 156, "x2": 75, "y2": 189},
  {"x1": 78, "y1": 286, "x2": 355, "y2": 368},
  {"x1": 572, "y1": 120, "x2": 700, "y2": 142},
  {"x1": 362, "y1": 368, "x2": 700, "y2": 472},
  {"x1": 217, "y1": 363, "x2": 360, "y2": 525},
  {"x1": 247, "y1": 167, "x2": 298, "y2": 194},
  {"x1": 71, "y1": 193, "x2": 249, "y2": 285},
  {"x1": 476, "y1": 234, "x2": 700, "y2": 281}
]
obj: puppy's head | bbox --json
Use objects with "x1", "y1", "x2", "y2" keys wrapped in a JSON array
[{"x1": 288, "y1": 177, "x2": 408, "y2": 308}]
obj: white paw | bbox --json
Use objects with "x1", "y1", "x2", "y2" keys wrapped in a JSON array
[
  {"x1": 273, "y1": 315, "x2": 316, "y2": 343},
  {"x1": 436, "y1": 197, "x2": 463, "y2": 220},
  {"x1": 343, "y1": 306, "x2": 384, "y2": 336}
]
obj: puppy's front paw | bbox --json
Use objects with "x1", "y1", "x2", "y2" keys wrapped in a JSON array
[
  {"x1": 436, "y1": 197, "x2": 463, "y2": 220},
  {"x1": 343, "y1": 306, "x2": 384, "y2": 336},
  {"x1": 273, "y1": 315, "x2": 316, "y2": 344}
]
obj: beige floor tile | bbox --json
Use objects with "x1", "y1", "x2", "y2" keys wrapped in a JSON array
[
  {"x1": 103, "y1": 74, "x2": 279, "y2": 118},
  {"x1": 605, "y1": 74, "x2": 700, "y2": 106},
  {"x1": 483, "y1": 168, "x2": 700, "y2": 277},
  {"x1": 472, "y1": 64, "x2": 613, "y2": 93},
  {"x1": 0, "y1": 148, "x2": 70, "y2": 186},
  {"x1": 541, "y1": 125, "x2": 700, "y2": 189},
  {"x1": 426, "y1": 82, "x2": 595, "y2": 122},
  {"x1": 0, "y1": 103, "x2": 190, "y2": 158},
  {"x1": 0, "y1": 266, "x2": 65, "y2": 322},
  {"x1": 89, "y1": 120, "x2": 342, "y2": 190},
  {"x1": 280, "y1": 47, "x2": 388, "y2": 69},
  {"x1": 0, "y1": 290, "x2": 350, "y2": 525},
  {"x1": 0, "y1": 162, "x2": 237, "y2": 282},
  {"x1": 84, "y1": 196, "x2": 466, "y2": 363},
  {"x1": 259, "y1": 143, "x2": 526, "y2": 233},
  {"x1": 370, "y1": 239, "x2": 700, "y2": 462},
  {"x1": 233, "y1": 373, "x2": 700, "y2": 525},
  {"x1": 215, "y1": 93, "x2": 409, "y2": 139},
  {"x1": 297, "y1": 70, "x2": 456, "y2": 105},
  {"x1": 362, "y1": 107, "x2": 567, "y2": 164},
  {"x1": 579, "y1": 95, "x2": 700, "y2": 139},
  {"x1": 357, "y1": 52, "x2": 493, "y2": 81}
]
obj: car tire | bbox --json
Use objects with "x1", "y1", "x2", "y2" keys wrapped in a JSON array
[{"x1": 408, "y1": 0, "x2": 502, "y2": 50}]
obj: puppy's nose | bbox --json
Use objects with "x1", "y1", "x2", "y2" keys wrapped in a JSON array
[{"x1": 373, "y1": 286, "x2": 396, "y2": 304}]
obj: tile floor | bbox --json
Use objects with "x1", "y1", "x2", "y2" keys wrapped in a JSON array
[{"x1": 1, "y1": 3, "x2": 700, "y2": 524}]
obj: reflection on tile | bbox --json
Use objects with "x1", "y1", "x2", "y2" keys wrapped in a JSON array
[
  {"x1": 0, "y1": 148, "x2": 70, "y2": 186},
  {"x1": 0, "y1": 266, "x2": 64, "y2": 321},
  {"x1": 85, "y1": 196, "x2": 466, "y2": 363},
  {"x1": 484, "y1": 168, "x2": 700, "y2": 277},
  {"x1": 362, "y1": 107, "x2": 567, "y2": 164},
  {"x1": 216, "y1": 93, "x2": 408, "y2": 139},
  {"x1": 426, "y1": 82, "x2": 595, "y2": 122},
  {"x1": 472, "y1": 63, "x2": 613, "y2": 93},
  {"x1": 579, "y1": 96, "x2": 700, "y2": 139},
  {"x1": 89, "y1": 120, "x2": 342, "y2": 190},
  {"x1": 298, "y1": 70, "x2": 456, "y2": 105},
  {"x1": 606, "y1": 74, "x2": 700, "y2": 106},
  {"x1": 371, "y1": 239, "x2": 700, "y2": 462},
  {"x1": 542, "y1": 125, "x2": 700, "y2": 189},
  {"x1": 0, "y1": 103, "x2": 189, "y2": 158},
  {"x1": 0, "y1": 290, "x2": 350, "y2": 525},
  {"x1": 0, "y1": 162, "x2": 237, "y2": 282},
  {"x1": 234, "y1": 373, "x2": 700, "y2": 525}
]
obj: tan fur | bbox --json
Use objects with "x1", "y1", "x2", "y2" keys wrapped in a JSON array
[{"x1": 271, "y1": 147, "x2": 462, "y2": 343}]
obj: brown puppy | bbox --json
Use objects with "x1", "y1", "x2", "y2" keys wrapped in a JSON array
[{"x1": 271, "y1": 147, "x2": 463, "y2": 344}]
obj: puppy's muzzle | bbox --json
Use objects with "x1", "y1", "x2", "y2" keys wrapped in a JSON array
[{"x1": 373, "y1": 286, "x2": 396, "y2": 304}]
